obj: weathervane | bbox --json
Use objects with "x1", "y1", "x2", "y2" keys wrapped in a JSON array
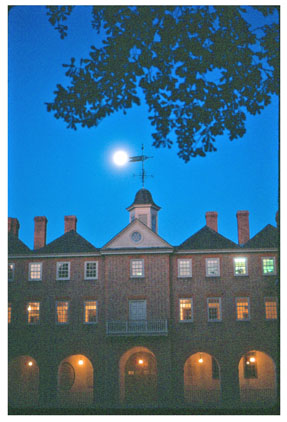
[{"x1": 129, "y1": 144, "x2": 153, "y2": 188}]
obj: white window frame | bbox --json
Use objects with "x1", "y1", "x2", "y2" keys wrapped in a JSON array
[
  {"x1": 178, "y1": 259, "x2": 192, "y2": 278},
  {"x1": 207, "y1": 297, "x2": 222, "y2": 322},
  {"x1": 56, "y1": 262, "x2": 70, "y2": 280},
  {"x1": 55, "y1": 300, "x2": 69, "y2": 325},
  {"x1": 234, "y1": 257, "x2": 248, "y2": 276},
  {"x1": 130, "y1": 259, "x2": 144, "y2": 278},
  {"x1": 27, "y1": 302, "x2": 40, "y2": 325},
  {"x1": 8, "y1": 263, "x2": 15, "y2": 282},
  {"x1": 84, "y1": 261, "x2": 98, "y2": 280},
  {"x1": 179, "y1": 298, "x2": 193, "y2": 322},
  {"x1": 236, "y1": 297, "x2": 250, "y2": 321},
  {"x1": 84, "y1": 300, "x2": 98, "y2": 324},
  {"x1": 264, "y1": 297, "x2": 278, "y2": 320},
  {"x1": 262, "y1": 257, "x2": 276, "y2": 276},
  {"x1": 205, "y1": 258, "x2": 220, "y2": 277},
  {"x1": 28, "y1": 262, "x2": 42, "y2": 281}
]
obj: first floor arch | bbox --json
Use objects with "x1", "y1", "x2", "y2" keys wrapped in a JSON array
[{"x1": 8, "y1": 355, "x2": 39, "y2": 407}]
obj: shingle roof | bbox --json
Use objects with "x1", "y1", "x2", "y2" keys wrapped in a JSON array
[
  {"x1": 127, "y1": 188, "x2": 160, "y2": 210},
  {"x1": 177, "y1": 225, "x2": 238, "y2": 250},
  {"x1": 243, "y1": 224, "x2": 279, "y2": 248},
  {"x1": 8, "y1": 233, "x2": 31, "y2": 255},
  {"x1": 34, "y1": 230, "x2": 98, "y2": 254}
]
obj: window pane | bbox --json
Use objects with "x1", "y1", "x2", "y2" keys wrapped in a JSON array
[
  {"x1": 85, "y1": 262, "x2": 98, "y2": 279},
  {"x1": 8, "y1": 303, "x2": 11, "y2": 324},
  {"x1": 57, "y1": 263, "x2": 69, "y2": 279},
  {"x1": 208, "y1": 298, "x2": 221, "y2": 321},
  {"x1": 179, "y1": 299, "x2": 192, "y2": 321},
  {"x1": 178, "y1": 259, "x2": 192, "y2": 277},
  {"x1": 56, "y1": 301, "x2": 69, "y2": 323},
  {"x1": 29, "y1": 263, "x2": 41, "y2": 280},
  {"x1": 129, "y1": 300, "x2": 146, "y2": 320},
  {"x1": 206, "y1": 259, "x2": 220, "y2": 276},
  {"x1": 234, "y1": 258, "x2": 247, "y2": 275},
  {"x1": 265, "y1": 299, "x2": 277, "y2": 319},
  {"x1": 27, "y1": 302, "x2": 40, "y2": 324},
  {"x1": 131, "y1": 260, "x2": 144, "y2": 277},
  {"x1": 236, "y1": 298, "x2": 249, "y2": 320},
  {"x1": 84, "y1": 301, "x2": 97, "y2": 323},
  {"x1": 262, "y1": 258, "x2": 275, "y2": 275},
  {"x1": 8, "y1": 263, "x2": 14, "y2": 281}
]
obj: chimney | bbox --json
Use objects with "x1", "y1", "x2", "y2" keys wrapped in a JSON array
[
  {"x1": 8, "y1": 218, "x2": 20, "y2": 238},
  {"x1": 64, "y1": 215, "x2": 77, "y2": 233},
  {"x1": 236, "y1": 211, "x2": 250, "y2": 245},
  {"x1": 34, "y1": 216, "x2": 48, "y2": 249},
  {"x1": 205, "y1": 212, "x2": 218, "y2": 232}
]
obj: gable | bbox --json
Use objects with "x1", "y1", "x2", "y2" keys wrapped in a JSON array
[
  {"x1": 103, "y1": 219, "x2": 172, "y2": 249},
  {"x1": 178, "y1": 225, "x2": 238, "y2": 250}
]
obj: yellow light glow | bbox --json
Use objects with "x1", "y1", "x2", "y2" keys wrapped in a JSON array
[
  {"x1": 138, "y1": 359, "x2": 144, "y2": 365},
  {"x1": 246, "y1": 361, "x2": 250, "y2": 365},
  {"x1": 28, "y1": 361, "x2": 33, "y2": 367},
  {"x1": 113, "y1": 150, "x2": 128, "y2": 166},
  {"x1": 249, "y1": 357, "x2": 256, "y2": 363},
  {"x1": 78, "y1": 359, "x2": 84, "y2": 366},
  {"x1": 27, "y1": 306, "x2": 31, "y2": 311},
  {"x1": 198, "y1": 358, "x2": 203, "y2": 363}
]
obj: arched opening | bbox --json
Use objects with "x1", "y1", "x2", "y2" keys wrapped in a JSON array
[
  {"x1": 184, "y1": 352, "x2": 221, "y2": 406},
  {"x1": 8, "y1": 355, "x2": 39, "y2": 407},
  {"x1": 119, "y1": 346, "x2": 157, "y2": 405},
  {"x1": 57, "y1": 354, "x2": 94, "y2": 407},
  {"x1": 238, "y1": 350, "x2": 277, "y2": 406}
]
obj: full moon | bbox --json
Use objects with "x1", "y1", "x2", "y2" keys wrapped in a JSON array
[{"x1": 113, "y1": 150, "x2": 128, "y2": 166}]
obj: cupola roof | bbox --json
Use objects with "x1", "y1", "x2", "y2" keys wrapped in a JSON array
[{"x1": 127, "y1": 188, "x2": 160, "y2": 210}]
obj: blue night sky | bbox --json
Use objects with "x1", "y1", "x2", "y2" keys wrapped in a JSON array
[{"x1": 8, "y1": 5, "x2": 279, "y2": 250}]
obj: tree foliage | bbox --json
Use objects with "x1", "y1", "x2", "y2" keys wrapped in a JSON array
[{"x1": 45, "y1": 6, "x2": 279, "y2": 162}]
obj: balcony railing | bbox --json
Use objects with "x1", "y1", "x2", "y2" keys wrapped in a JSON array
[{"x1": 106, "y1": 320, "x2": 168, "y2": 336}]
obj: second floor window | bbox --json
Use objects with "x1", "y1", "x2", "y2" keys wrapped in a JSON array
[
  {"x1": 236, "y1": 297, "x2": 250, "y2": 321},
  {"x1": 265, "y1": 298, "x2": 277, "y2": 320},
  {"x1": 57, "y1": 262, "x2": 70, "y2": 280},
  {"x1": 29, "y1": 263, "x2": 42, "y2": 281},
  {"x1": 8, "y1": 263, "x2": 15, "y2": 282},
  {"x1": 130, "y1": 259, "x2": 144, "y2": 277},
  {"x1": 262, "y1": 257, "x2": 276, "y2": 275},
  {"x1": 207, "y1": 298, "x2": 222, "y2": 321},
  {"x1": 84, "y1": 301, "x2": 98, "y2": 324},
  {"x1": 206, "y1": 258, "x2": 220, "y2": 277},
  {"x1": 56, "y1": 301, "x2": 69, "y2": 324},
  {"x1": 84, "y1": 262, "x2": 98, "y2": 280},
  {"x1": 178, "y1": 259, "x2": 192, "y2": 277},
  {"x1": 27, "y1": 302, "x2": 40, "y2": 324},
  {"x1": 179, "y1": 298, "x2": 193, "y2": 322},
  {"x1": 8, "y1": 303, "x2": 11, "y2": 324},
  {"x1": 234, "y1": 257, "x2": 248, "y2": 276}
]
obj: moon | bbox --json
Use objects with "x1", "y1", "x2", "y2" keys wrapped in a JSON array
[{"x1": 113, "y1": 150, "x2": 128, "y2": 166}]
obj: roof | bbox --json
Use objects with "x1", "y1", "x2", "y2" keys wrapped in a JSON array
[
  {"x1": 8, "y1": 233, "x2": 31, "y2": 255},
  {"x1": 177, "y1": 225, "x2": 238, "y2": 250},
  {"x1": 34, "y1": 230, "x2": 98, "y2": 254},
  {"x1": 127, "y1": 188, "x2": 160, "y2": 210},
  {"x1": 243, "y1": 224, "x2": 279, "y2": 249}
]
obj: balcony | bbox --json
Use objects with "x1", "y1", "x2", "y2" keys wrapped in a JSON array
[{"x1": 106, "y1": 320, "x2": 168, "y2": 336}]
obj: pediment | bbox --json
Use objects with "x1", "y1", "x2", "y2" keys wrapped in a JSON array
[{"x1": 103, "y1": 219, "x2": 172, "y2": 249}]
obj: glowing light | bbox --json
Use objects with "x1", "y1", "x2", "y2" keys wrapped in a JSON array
[
  {"x1": 198, "y1": 354, "x2": 203, "y2": 363},
  {"x1": 28, "y1": 361, "x2": 33, "y2": 367},
  {"x1": 250, "y1": 357, "x2": 256, "y2": 363},
  {"x1": 27, "y1": 306, "x2": 31, "y2": 311},
  {"x1": 246, "y1": 361, "x2": 250, "y2": 365},
  {"x1": 78, "y1": 359, "x2": 84, "y2": 366},
  {"x1": 113, "y1": 150, "x2": 128, "y2": 166},
  {"x1": 138, "y1": 359, "x2": 144, "y2": 365}
]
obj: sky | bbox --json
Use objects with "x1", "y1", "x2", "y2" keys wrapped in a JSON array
[{"x1": 7, "y1": 5, "x2": 279, "y2": 250}]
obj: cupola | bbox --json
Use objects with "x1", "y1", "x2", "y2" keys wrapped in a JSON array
[{"x1": 127, "y1": 188, "x2": 161, "y2": 233}]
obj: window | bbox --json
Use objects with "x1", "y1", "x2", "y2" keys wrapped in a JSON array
[
  {"x1": 8, "y1": 263, "x2": 15, "y2": 282},
  {"x1": 265, "y1": 298, "x2": 277, "y2": 320},
  {"x1": 244, "y1": 353, "x2": 257, "y2": 379},
  {"x1": 178, "y1": 259, "x2": 192, "y2": 277},
  {"x1": 236, "y1": 297, "x2": 250, "y2": 321},
  {"x1": 8, "y1": 303, "x2": 11, "y2": 324},
  {"x1": 206, "y1": 258, "x2": 220, "y2": 277},
  {"x1": 262, "y1": 257, "x2": 276, "y2": 275},
  {"x1": 84, "y1": 301, "x2": 98, "y2": 324},
  {"x1": 130, "y1": 259, "x2": 144, "y2": 277},
  {"x1": 29, "y1": 263, "x2": 42, "y2": 281},
  {"x1": 27, "y1": 302, "x2": 40, "y2": 324},
  {"x1": 56, "y1": 262, "x2": 70, "y2": 280},
  {"x1": 207, "y1": 298, "x2": 222, "y2": 321},
  {"x1": 129, "y1": 300, "x2": 146, "y2": 321},
  {"x1": 84, "y1": 262, "x2": 98, "y2": 280},
  {"x1": 179, "y1": 298, "x2": 193, "y2": 322},
  {"x1": 56, "y1": 301, "x2": 69, "y2": 324},
  {"x1": 234, "y1": 257, "x2": 248, "y2": 276}
]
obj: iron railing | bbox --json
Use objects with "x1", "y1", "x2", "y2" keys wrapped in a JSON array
[{"x1": 106, "y1": 320, "x2": 168, "y2": 336}]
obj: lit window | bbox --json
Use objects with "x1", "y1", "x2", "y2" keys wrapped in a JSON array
[
  {"x1": 179, "y1": 298, "x2": 193, "y2": 322},
  {"x1": 207, "y1": 298, "x2": 221, "y2": 321},
  {"x1": 244, "y1": 353, "x2": 257, "y2": 379},
  {"x1": 236, "y1": 297, "x2": 250, "y2": 321},
  {"x1": 56, "y1": 301, "x2": 69, "y2": 324},
  {"x1": 234, "y1": 257, "x2": 248, "y2": 276},
  {"x1": 27, "y1": 302, "x2": 40, "y2": 324},
  {"x1": 8, "y1": 263, "x2": 15, "y2": 282},
  {"x1": 265, "y1": 298, "x2": 277, "y2": 320},
  {"x1": 206, "y1": 258, "x2": 220, "y2": 277},
  {"x1": 84, "y1": 262, "x2": 98, "y2": 280},
  {"x1": 8, "y1": 303, "x2": 11, "y2": 324},
  {"x1": 178, "y1": 259, "x2": 192, "y2": 277},
  {"x1": 130, "y1": 259, "x2": 144, "y2": 277},
  {"x1": 56, "y1": 262, "x2": 70, "y2": 280},
  {"x1": 262, "y1": 258, "x2": 275, "y2": 275},
  {"x1": 29, "y1": 263, "x2": 42, "y2": 281},
  {"x1": 84, "y1": 301, "x2": 97, "y2": 324}
]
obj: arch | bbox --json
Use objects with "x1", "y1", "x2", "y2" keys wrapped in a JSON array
[
  {"x1": 238, "y1": 350, "x2": 277, "y2": 406},
  {"x1": 184, "y1": 352, "x2": 221, "y2": 406},
  {"x1": 8, "y1": 355, "x2": 39, "y2": 407},
  {"x1": 57, "y1": 354, "x2": 94, "y2": 407},
  {"x1": 119, "y1": 346, "x2": 157, "y2": 405}
]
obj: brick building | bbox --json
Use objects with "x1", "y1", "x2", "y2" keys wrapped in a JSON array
[{"x1": 8, "y1": 188, "x2": 279, "y2": 413}]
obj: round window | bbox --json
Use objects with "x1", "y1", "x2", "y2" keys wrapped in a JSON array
[{"x1": 131, "y1": 231, "x2": 142, "y2": 243}]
